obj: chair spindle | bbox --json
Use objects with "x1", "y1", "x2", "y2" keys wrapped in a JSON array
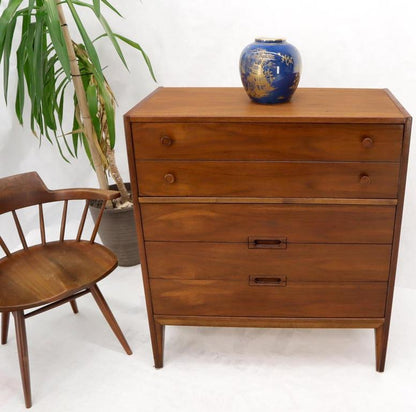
[
  {"x1": 0, "y1": 172, "x2": 130, "y2": 408},
  {"x1": 0, "y1": 236, "x2": 11, "y2": 257},
  {"x1": 12, "y1": 211, "x2": 28, "y2": 250},
  {"x1": 76, "y1": 200, "x2": 89, "y2": 241},
  {"x1": 39, "y1": 204, "x2": 46, "y2": 245},
  {"x1": 90, "y1": 202, "x2": 106, "y2": 244},
  {"x1": 60, "y1": 200, "x2": 68, "y2": 242}
]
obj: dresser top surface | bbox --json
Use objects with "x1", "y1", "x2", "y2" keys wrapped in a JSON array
[{"x1": 125, "y1": 87, "x2": 409, "y2": 124}]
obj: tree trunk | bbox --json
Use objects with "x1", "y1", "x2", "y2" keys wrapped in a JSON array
[
  {"x1": 56, "y1": 1, "x2": 108, "y2": 191},
  {"x1": 106, "y1": 146, "x2": 130, "y2": 203}
]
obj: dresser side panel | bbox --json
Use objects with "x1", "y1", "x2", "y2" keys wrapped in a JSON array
[{"x1": 125, "y1": 115, "x2": 164, "y2": 367}]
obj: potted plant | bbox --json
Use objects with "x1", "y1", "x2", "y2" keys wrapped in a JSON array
[{"x1": 0, "y1": 0, "x2": 155, "y2": 265}]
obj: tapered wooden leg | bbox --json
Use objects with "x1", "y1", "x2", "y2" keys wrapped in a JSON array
[
  {"x1": 13, "y1": 311, "x2": 32, "y2": 408},
  {"x1": 70, "y1": 299, "x2": 79, "y2": 314},
  {"x1": 89, "y1": 284, "x2": 132, "y2": 355},
  {"x1": 375, "y1": 323, "x2": 388, "y2": 372},
  {"x1": 2, "y1": 312, "x2": 10, "y2": 345},
  {"x1": 153, "y1": 321, "x2": 165, "y2": 369}
]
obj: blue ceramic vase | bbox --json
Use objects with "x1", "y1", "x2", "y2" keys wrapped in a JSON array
[{"x1": 239, "y1": 38, "x2": 302, "y2": 104}]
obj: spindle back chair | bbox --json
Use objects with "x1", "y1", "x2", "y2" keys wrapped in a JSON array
[{"x1": 0, "y1": 172, "x2": 132, "y2": 408}]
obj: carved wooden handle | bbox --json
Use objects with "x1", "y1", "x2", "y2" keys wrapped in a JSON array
[
  {"x1": 160, "y1": 136, "x2": 173, "y2": 146},
  {"x1": 164, "y1": 173, "x2": 176, "y2": 184},
  {"x1": 360, "y1": 173, "x2": 371, "y2": 185},
  {"x1": 249, "y1": 275, "x2": 287, "y2": 287},
  {"x1": 248, "y1": 237, "x2": 287, "y2": 249},
  {"x1": 361, "y1": 136, "x2": 374, "y2": 148}
]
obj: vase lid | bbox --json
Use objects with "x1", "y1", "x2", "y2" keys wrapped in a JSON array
[{"x1": 255, "y1": 37, "x2": 286, "y2": 43}]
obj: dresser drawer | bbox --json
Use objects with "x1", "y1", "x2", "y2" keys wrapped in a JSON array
[
  {"x1": 146, "y1": 242, "x2": 391, "y2": 282},
  {"x1": 141, "y1": 204, "x2": 395, "y2": 243},
  {"x1": 150, "y1": 279, "x2": 388, "y2": 317},
  {"x1": 137, "y1": 161, "x2": 399, "y2": 198},
  {"x1": 132, "y1": 123, "x2": 403, "y2": 161}
]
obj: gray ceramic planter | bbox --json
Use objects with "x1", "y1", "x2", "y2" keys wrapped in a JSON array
[{"x1": 89, "y1": 184, "x2": 140, "y2": 266}]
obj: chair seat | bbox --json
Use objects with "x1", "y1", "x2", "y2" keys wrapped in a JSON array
[{"x1": 0, "y1": 241, "x2": 117, "y2": 311}]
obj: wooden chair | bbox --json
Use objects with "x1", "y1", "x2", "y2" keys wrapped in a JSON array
[{"x1": 0, "y1": 172, "x2": 132, "y2": 408}]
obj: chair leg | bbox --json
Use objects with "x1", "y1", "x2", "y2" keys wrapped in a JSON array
[
  {"x1": 2, "y1": 312, "x2": 10, "y2": 345},
  {"x1": 13, "y1": 311, "x2": 32, "y2": 408},
  {"x1": 70, "y1": 299, "x2": 79, "y2": 314},
  {"x1": 89, "y1": 284, "x2": 132, "y2": 355}
]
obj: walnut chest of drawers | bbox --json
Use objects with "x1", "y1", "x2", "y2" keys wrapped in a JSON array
[{"x1": 124, "y1": 87, "x2": 411, "y2": 371}]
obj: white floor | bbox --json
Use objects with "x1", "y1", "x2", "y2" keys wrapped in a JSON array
[{"x1": 1, "y1": 264, "x2": 416, "y2": 412}]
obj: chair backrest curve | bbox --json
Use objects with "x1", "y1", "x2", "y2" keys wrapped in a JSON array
[
  {"x1": 0, "y1": 172, "x2": 55, "y2": 215},
  {"x1": 0, "y1": 172, "x2": 120, "y2": 254}
]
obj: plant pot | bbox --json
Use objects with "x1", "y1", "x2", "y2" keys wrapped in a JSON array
[{"x1": 89, "y1": 183, "x2": 140, "y2": 266}]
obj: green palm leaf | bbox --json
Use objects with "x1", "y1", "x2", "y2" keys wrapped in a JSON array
[
  {"x1": 2, "y1": 15, "x2": 17, "y2": 102},
  {"x1": 102, "y1": 0, "x2": 123, "y2": 17},
  {"x1": 0, "y1": 0, "x2": 156, "y2": 180},
  {"x1": 0, "y1": 0, "x2": 24, "y2": 57},
  {"x1": 65, "y1": 0, "x2": 104, "y2": 83},
  {"x1": 43, "y1": 0, "x2": 71, "y2": 78},
  {"x1": 95, "y1": 32, "x2": 156, "y2": 81}
]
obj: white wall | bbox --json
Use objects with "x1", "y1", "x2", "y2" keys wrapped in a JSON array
[{"x1": 1, "y1": 0, "x2": 415, "y2": 286}]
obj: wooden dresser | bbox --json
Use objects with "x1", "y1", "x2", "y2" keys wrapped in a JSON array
[{"x1": 124, "y1": 87, "x2": 411, "y2": 371}]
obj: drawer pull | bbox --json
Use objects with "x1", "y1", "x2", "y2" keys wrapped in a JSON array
[
  {"x1": 248, "y1": 236, "x2": 287, "y2": 249},
  {"x1": 160, "y1": 136, "x2": 173, "y2": 146},
  {"x1": 249, "y1": 275, "x2": 287, "y2": 287},
  {"x1": 164, "y1": 173, "x2": 176, "y2": 184},
  {"x1": 361, "y1": 136, "x2": 374, "y2": 148},
  {"x1": 360, "y1": 173, "x2": 371, "y2": 185}
]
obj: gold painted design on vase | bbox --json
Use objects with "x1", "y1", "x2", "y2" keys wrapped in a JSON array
[
  {"x1": 277, "y1": 53, "x2": 294, "y2": 66},
  {"x1": 241, "y1": 48, "x2": 296, "y2": 99},
  {"x1": 240, "y1": 49, "x2": 277, "y2": 99},
  {"x1": 289, "y1": 72, "x2": 300, "y2": 92}
]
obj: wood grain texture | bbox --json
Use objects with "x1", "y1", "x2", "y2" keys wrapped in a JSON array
[
  {"x1": 154, "y1": 322, "x2": 165, "y2": 369},
  {"x1": 375, "y1": 323, "x2": 387, "y2": 372},
  {"x1": 154, "y1": 315, "x2": 385, "y2": 329},
  {"x1": 139, "y1": 196, "x2": 398, "y2": 205},
  {"x1": 137, "y1": 160, "x2": 400, "y2": 198},
  {"x1": 125, "y1": 87, "x2": 411, "y2": 371},
  {"x1": 90, "y1": 284, "x2": 133, "y2": 356},
  {"x1": 141, "y1": 204, "x2": 395, "y2": 243},
  {"x1": 0, "y1": 241, "x2": 117, "y2": 311},
  {"x1": 13, "y1": 311, "x2": 31, "y2": 408},
  {"x1": 12, "y1": 210, "x2": 28, "y2": 250},
  {"x1": 379, "y1": 115, "x2": 412, "y2": 372},
  {"x1": 70, "y1": 299, "x2": 78, "y2": 314},
  {"x1": 23, "y1": 290, "x2": 90, "y2": 319},
  {"x1": 1, "y1": 312, "x2": 10, "y2": 344},
  {"x1": 145, "y1": 242, "x2": 391, "y2": 282},
  {"x1": 124, "y1": 114, "x2": 164, "y2": 369},
  {"x1": 0, "y1": 172, "x2": 131, "y2": 407},
  {"x1": 0, "y1": 172, "x2": 119, "y2": 215},
  {"x1": 125, "y1": 88, "x2": 406, "y2": 123},
  {"x1": 39, "y1": 205, "x2": 46, "y2": 245},
  {"x1": 150, "y1": 279, "x2": 388, "y2": 318},
  {"x1": 133, "y1": 123, "x2": 403, "y2": 161}
]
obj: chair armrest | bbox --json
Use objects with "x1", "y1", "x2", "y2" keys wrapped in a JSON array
[{"x1": 51, "y1": 188, "x2": 121, "y2": 202}]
